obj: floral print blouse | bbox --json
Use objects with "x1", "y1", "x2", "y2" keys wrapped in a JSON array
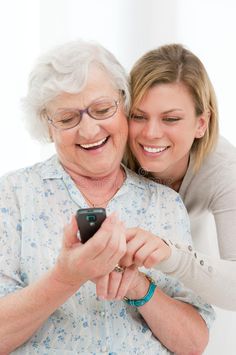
[{"x1": 0, "y1": 155, "x2": 215, "y2": 354}]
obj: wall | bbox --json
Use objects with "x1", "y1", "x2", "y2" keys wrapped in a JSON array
[
  {"x1": 0, "y1": 1, "x2": 235, "y2": 353},
  {"x1": 0, "y1": 0, "x2": 41, "y2": 175}
]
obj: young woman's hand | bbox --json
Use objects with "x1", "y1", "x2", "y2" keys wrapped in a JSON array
[{"x1": 119, "y1": 227, "x2": 171, "y2": 269}]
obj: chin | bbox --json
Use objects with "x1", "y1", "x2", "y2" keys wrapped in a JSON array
[
  {"x1": 90, "y1": 163, "x2": 115, "y2": 177},
  {"x1": 142, "y1": 163, "x2": 165, "y2": 175}
]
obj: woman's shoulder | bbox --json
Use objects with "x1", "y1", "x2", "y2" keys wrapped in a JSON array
[
  {"x1": 180, "y1": 136, "x2": 236, "y2": 202},
  {"x1": 0, "y1": 155, "x2": 58, "y2": 187},
  {"x1": 198, "y1": 136, "x2": 236, "y2": 181},
  {"x1": 193, "y1": 136, "x2": 236, "y2": 177},
  {"x1": 210, "y1": 136, "x2": 236, "y2": 163}
]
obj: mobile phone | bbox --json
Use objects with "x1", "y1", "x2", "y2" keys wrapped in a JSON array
[{"x1": 76, "y1": 208, "x2": 106, "y2": 243}]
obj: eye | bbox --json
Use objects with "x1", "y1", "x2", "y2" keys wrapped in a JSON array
[
  {"x1": 60, "y1": 116, "x2": 75, "y2": 123},
  {"x1": 94, "y1": 107, "x2": 111, "y2": 115},
  {"x1": 129, "y1": 113, "x2": 146, "y2": 121},
  {"x1": 60, "y1": 115, "x2": 77, "y2": 123},
  {"x1": 90, "y1": 101, "x2": 117, "y2": 118},
  {"x1": 55, "y1": 112, "x2": 79, "y2": 125},
  {"x1": 163, "y1": 117, "x2": 181, "y2": 123}
]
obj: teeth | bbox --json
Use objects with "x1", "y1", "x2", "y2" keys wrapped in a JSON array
[
  {"x1": 143, "y1": 146, "x2": 167, "y2": 153},
  {"x1": 80, "y1": 137, "x2": 107, "y2": 149}
]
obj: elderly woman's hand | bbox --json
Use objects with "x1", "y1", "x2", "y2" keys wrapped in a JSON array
[
  {"x1": 120, "y1": 227, "x2": 171, "y2": 269},
  {"x1": 94, "y1": 267, "x2": 154, "y2": 302},
  {"x1": 94, "y1": 264, "x2": 140, "y2": 300},
  {"x1": 51, "y1": 214, "x2": 127, "y2": 289}
]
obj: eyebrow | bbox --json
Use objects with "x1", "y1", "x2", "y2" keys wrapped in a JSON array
[
  {"x1": 162, "y1": 108, "x2": 184, "y2": 114},
  {"x1": 55, "y1": 96, "x2": 117, "y2": 111},
  {"x1": 134, "y1": 108, "x2": 184, "y2": 114}
]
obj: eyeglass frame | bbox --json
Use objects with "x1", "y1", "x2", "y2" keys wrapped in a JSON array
[{"x1": 45, "y1": 95, "x2": 121, "y2": 131}]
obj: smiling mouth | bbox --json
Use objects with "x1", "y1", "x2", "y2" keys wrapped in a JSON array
[
  {"x1": 142, "y1": 145, "x2": 169, "y2": 153},
  {"x1": 78, "y1": 137, "x2": 109, "y2": 150}
]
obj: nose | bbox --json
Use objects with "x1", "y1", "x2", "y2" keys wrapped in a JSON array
[
  {"x1": 77, "y1": 113, "x2": 100, "y2": 139},
  {"x1": 142, "y1": 118, "x2": 164, "y2": 139}
]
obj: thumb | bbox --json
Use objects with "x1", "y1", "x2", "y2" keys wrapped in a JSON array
[
  {"x1": 99, "y1": 212, "x2": 118, "y2": 232},
  {"x1": 63, "y1": 215, "x2": 81, "y2": 249}
]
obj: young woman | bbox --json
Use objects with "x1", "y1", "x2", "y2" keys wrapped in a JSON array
[{"x1": 125, "y1": 43, "x2": 236, "y2": 311}]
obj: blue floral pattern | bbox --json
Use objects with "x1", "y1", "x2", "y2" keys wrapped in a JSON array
[{"x1": 0, "y1": 155, "x2": 215, "y2": 354}]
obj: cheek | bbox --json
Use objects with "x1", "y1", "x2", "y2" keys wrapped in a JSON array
[
  {"x1": 128, "y1": 123, "x2": 143, "y2": 146},
  {"x1": 114, "y1": 116, "x2": 128, "y2": 139},
  {"x1": 128, "y1": 121, "x2": 137, "y2": 139},
  {"x1": 52, "y1": 131, "x2": 76, "y2": 147}
]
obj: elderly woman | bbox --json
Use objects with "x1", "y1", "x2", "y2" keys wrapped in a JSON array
[{"x1": 0, "y1": 40, "x2": 214, "y2": 354}]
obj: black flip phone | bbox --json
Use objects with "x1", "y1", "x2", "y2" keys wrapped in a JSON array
[{"x1": 76, "y1": 208, "x2": 106, "y2": 243}]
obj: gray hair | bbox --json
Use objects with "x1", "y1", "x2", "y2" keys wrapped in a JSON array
[{"x1": 22, "y1": 39, "x2": 130, "y2": 142}]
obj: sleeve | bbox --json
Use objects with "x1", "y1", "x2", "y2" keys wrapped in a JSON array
[
  {"x1": 209, "y1": 161, "x2": 236, "y2": 260},
  {"x1": 156, "y1": 241, "x2": 236, "y2": 311},
  {"x1": 0, "y1": 175, "x2": 25, "y2": 298}
]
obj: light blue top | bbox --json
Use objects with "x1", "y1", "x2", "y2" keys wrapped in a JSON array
[{"x1": 0, "y1": 155, "x2": 214, "y2": 354}]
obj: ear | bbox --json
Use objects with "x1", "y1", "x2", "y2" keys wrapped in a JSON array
[
  {"x1": 195, "y1": 111, "x2": 210, "y2": 138},
  {"x1": 41, "y1": 109, "x2": 54, "y2": 142},
  {"x1": 48, "y1": 126, "x2": 54, "y2": 142}
]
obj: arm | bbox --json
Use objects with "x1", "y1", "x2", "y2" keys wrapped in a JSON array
[
  {"x1": 157, "y1": 241, "x2": 236, "y2": 311},
  {"x1": 207, "y1": 146, "x2": 236, "y2": 261},
  {"x1": 0, "y1": 269, "x2": 79, "y2": 354},
  {"x1": 111, "y1": 190, "x2": 214, "y2": 354},
  {"x1": 95, "y1": 266, "x2": 209, "y2": 355},
  {"x1": 126, "y1": 272, "x2": 209, "y2": 355},
  {"x1": 119, "y1": 227, "x2": 236, "y2": 310},
  {"x1": 0, "y1": 216, "x2": 126, "y2": 353},
  {"x1": 159, "y1": 152, "x2": 236, "y2": 310}
]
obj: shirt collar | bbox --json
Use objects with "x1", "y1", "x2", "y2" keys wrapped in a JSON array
[
  {"x1": 121, "y1": 164, "x2": 147, "y2": 190},
  {"x1": 40, "y1": 155, "x2": 146, "y2": 191},
  {"x1": 40, "y1": 155, "x2": 64, "y2": 180}
]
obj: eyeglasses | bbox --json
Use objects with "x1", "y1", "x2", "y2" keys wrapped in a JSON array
[{"x1": 46, "y1": 97, "x2": 120, "y2": 130}]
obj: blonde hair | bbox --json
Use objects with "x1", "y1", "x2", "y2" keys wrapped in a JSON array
[{"x1": 127, "y1": 43, "x2": 219, "y2": 172}]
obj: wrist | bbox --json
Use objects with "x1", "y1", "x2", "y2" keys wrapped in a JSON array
[
  {"x1": 50, "y1": 264, "x2": 84, "y2": 293},
  {"x1": 125, "y1": 272, "x2": 150, "y2": 299},
  {"x1": 124, "y1": 273, "x2": 157, "y2": 307}
]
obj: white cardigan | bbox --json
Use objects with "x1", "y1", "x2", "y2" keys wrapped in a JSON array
[{"x1": 157, "y1": 136, "x2": 236, "y2": 310}]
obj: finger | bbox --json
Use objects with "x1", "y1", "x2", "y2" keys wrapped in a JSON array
[
  {"x1": 96, "y1": 274, "x2": 109, "y2": 299},
  {"x1": 125, "y1": 227, "x2": 138, "y2": 242},
  {"x1": 116, "y1": 265, "x2": 138, "y2": 299},
  {"x1": 120, "y1": 232, "x2": 145, "y2": 267},
  {"x1": 105, "y1": 221, "x2": 127, "y2": 269},
  {"x1": 63, "y1": 216, "x2": 81, "y2": 249},
  {"x1": 81, "y1": 214, "x2": 119, "y2": 259},
  {"x1": 107, "y1": 271, "x2": 123, "y2": 299},
  {"x1": 144, "y1": 245, "x2": 171, "y2": 268},
  {"x1": 79, "y1": 219, "x2": 126, "y2": 276},
  {"x1": 99, "y1": 212, "x2": 118, "y2": 232},
  {"x1": 133, "y1": 239, "x2": 161, "y2": 266}
]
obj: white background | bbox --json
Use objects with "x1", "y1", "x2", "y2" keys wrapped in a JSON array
[{"x1": 0, "y1": 1, "x2": 235, "y2": 353}]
